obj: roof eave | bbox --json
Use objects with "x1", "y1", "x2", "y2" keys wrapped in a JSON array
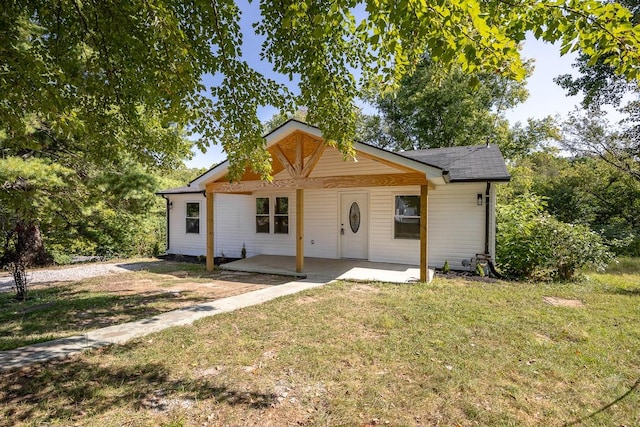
[
  {"x1": 355, "y1": 142, "x2": 446, "y2": 184},
  {"x1": 448, "y1": 177, "x2": 511, "y2": 183},
  {"x1": 155, "y1": 190, "x2": 206, "y2": 196}
]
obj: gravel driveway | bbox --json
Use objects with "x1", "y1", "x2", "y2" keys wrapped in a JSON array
[{"x1": 0, "y1": 262, "x2": 151, "y2": 293}]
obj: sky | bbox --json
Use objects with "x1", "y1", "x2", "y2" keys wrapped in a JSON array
[{"x1": 185, "y1": 20, "x2": 585, "y2": 169}]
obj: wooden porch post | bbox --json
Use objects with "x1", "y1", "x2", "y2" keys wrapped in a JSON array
[
  {"x1": 206, "y1": 191, "x2": 214, "y2": 272},
  {"x1": 296, "y1": 188, "x2": 304, "y2": 273},
  {"x1": 420, "y1": 184, "x2": 429, "y2": 282}
]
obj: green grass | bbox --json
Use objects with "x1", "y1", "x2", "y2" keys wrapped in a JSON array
[
  {"x1": 605, "y1": 256, "x2": 640, "y2": 274},
  {"x1": 1, "y1": 270, "x2": 638, "y2": 426},
  {"x1": 0, "y1": 260, "x2": 264, "y2": 351}
]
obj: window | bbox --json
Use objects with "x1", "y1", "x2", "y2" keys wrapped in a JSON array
[
  {"x1": 274, "y1": 197, "x2": 289, "y2": 234},
  {"x1": 256, "y1": 196, "x2": 289, "y2": 234},
  {"x1": 256, "y1": 197, "x2": 270, "y2": 233},
  {"x1": 394, "y1": 195, "x2": 420, "y2": 239},
  {"x1": 186, "y1": 202, "x2": 200, "y2": 234}
]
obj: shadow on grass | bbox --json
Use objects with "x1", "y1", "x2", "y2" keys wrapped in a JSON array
[
  {"x1": 0, "y1": 287, "x2": 212, "y2": 351},
  {"x1": 608, "y1": 287, "x2": 640, "y2": 296},
  {"x1": 0, "y1": 357, "x2": 277, "y2": 423},
  {"x1": 563, "y1": 377, "x2": 640, "y2": 426}
]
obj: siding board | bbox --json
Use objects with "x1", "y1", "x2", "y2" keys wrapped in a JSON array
[{"x1": 166, "y1": 178, "x2": 489, "y2": 271}]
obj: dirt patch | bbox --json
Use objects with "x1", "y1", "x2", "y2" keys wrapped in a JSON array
[
  {"x1": 351, "y1": 284, "x2": 380, "y2": 293},
  {"x1": 193, "y1": 366, "x2": 226, "y2": 378},
  {"x1": 295, "y1": 296, "x2": 319, "y2": 304},
  {"x1": 46, "y1": 271, "x2": 292, "y2": 300},
  {"x1": 543, "y1": 296, "x2": 584, "y2": 307}
]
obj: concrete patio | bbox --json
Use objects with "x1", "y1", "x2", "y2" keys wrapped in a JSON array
[{"x1": 218, "y1": 254, "x2": 434, "y2": 283}]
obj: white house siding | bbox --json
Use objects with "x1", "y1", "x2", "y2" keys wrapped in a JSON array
[
  {"x1": 428, "y1": 182, "x2": 487, "y2": 271},
  {"x1": 303, "y1": 189, "x2": 340, "y2": 258},
  {"x1": 211, "y1": 191, "x2": 297, "y2": 259},
  {"x1": 165, "y1": 193, "x2": 207, "y2": 256},
  {"x1": 369, "y1": 185, "x2": 421, "y2": 265},
  {"x1": 245, "y1": 190, "x2": 297, "y2": 257},
  {"x1": 167, "y1": 182, "x2": 489, "y2": 270},
  {"x1": 213, "y1": 194, "x2": 253, "y2": 259}
]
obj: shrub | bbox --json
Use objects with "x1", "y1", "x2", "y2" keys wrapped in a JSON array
[
  {"x1": 497, "y1": 193, "x2": 614, "y2": 280},
  {"x1": 442, "y1": 260, "x2": 450, "y2": 273}
]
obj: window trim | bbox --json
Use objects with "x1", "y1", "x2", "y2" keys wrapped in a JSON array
[
  {"x1": 255, "y1": 195, "x2": 290, "y2": 235},
  {"x1": 255, "y1": 197, "x2": 270, "y2": 234},
  {"x1": 393, "y1": 194, "x2": 421, "y2": 240},
  {"x1": 185, "y1": 201, "x2": 201, "y2": 234},
  {"x1": 273, "y1": 196, "x2": 289, "y2": 235}
]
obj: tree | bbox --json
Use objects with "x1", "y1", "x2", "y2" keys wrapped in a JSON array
[
  {"x1": 553, "y1": 1, "x2": 640, "y2": 181},
  {"x1": 555, "y1": 0, "x2": 640, "y2": 110},
  {"x1": 562, "y1": 109, "x2": 640, "y2": 182},
  {"x1": 506, "y1": 148, "x2": 640, "y2": 256},
  {"x1": 262, "y1": 108, "x2": 309, "y2": 134},
  {"x1": 1, "y1": 0, "x2": 640, "y2": 295},
  {"x1": 2, "y1": 1, "x2": 640, "y2": 179},
  {"x1": 358, "y1": 57, "x2": 558, "y2": 157}
]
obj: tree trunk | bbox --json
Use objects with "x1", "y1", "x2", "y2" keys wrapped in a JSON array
[
  {"x1": 1, "y1": 219, "x2": 51, "y2": 301},
  {"x1": 15, "y1": 220, "x2": 51, "y2": 267}
]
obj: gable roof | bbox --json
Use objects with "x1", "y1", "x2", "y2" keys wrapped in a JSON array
[
  {"x1": 161, "y1": 120, "x2": 510, "y2": 194},
  {"x1": 188, "y1": 119, "x2": 445, "y2": 188},
  {"x1": 399, "y1": 145, "x2": 511, "y2": 182}
]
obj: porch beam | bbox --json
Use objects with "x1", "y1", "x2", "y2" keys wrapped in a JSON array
[
  {"x1": 420, "y1": 184, "x2": 428, "y2": 282},
  {"x1": 206, "y1": 191, "x2": 214, "y2": 272},
  {"x1": 207, "y1": 173, "x2": 432, "y2": 193},
  {"x1": 301, "y1": 143, "x2": 326, "y2": 177},
  {"x1": 272, "y1": 145, "x2": 299, "y2": 179},
  {"x1": 295, "y1": 134, "x2": 304, "y2": 176},
  {"x1": 296, "y1": 188, "x2": 304, "y2": 273}
]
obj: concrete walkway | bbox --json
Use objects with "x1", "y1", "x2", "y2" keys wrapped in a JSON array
[
  {"x1": 0, "y1": 256, "x2": 431, "y2": 371},
  {"x1": 0, "y1": 277, "x2": 327, "y2": 371}
]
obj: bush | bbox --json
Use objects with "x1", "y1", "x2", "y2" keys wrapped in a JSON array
[
  {"x1": 497, "y1": 194, "x2": 614, "y2": 280},
  {"x1": 50, "y1": 250, "x2": 72, "y2": 265}
]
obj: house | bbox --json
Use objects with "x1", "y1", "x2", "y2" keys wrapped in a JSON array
[{"x1": 157, "y1": 119, "x2": 510, "y2": 281}]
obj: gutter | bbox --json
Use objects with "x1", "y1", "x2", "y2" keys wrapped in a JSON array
[
  {"x1": 485, "y1": 182, "x2": 490, "y2": 255},
  {"x1": 484, "y1": 182, "x2": 506, "y2": 279},
  {"x1": 160, "y1": 195, "x2": 170, "y2": 253}
]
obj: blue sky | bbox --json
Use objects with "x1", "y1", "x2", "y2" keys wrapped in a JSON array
[{"x1": 186, "y1": 13, "x2": 584, "y2": 169}]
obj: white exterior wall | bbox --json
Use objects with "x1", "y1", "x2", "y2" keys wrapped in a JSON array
[
  {"x1": 167, "y1": 182, "x2": 489, "y2": 269},
  {"x1": 369, "y1": 185, "x2": 421, "y2": 265},
  {"x1": 165, "y1": 193, "x2": 207, "y2": 256},
  {"x1": 213, "y1": 194, "x2": 253, "y2": 259},
  {"x1": 165, "y1": 147, "x2": 493, "y2": 270},
  {"x1": 303, "y1": 189, "x2": 340, "y2": 258},
  {"x1": 427, "y1": 182, "x2": 487, "y2": 270},
  {"x1": 367, "y1": 183, "x2": 486, "y2": 270}
]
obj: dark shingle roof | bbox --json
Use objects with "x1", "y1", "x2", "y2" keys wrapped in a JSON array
[
  {"x1": 399, "y1": 145, "x2": 510, "y2": 182},
  {"x1": 155, "y1": 185, "x2": 205, "y2": 195}
]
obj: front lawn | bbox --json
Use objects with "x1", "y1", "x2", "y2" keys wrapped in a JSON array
[
  {"x1": 1, "y1": 271, "x2": 639, "y2": 426},
  {"x1": 0, "y1": 261, "x2": 287, "y2": 351}
]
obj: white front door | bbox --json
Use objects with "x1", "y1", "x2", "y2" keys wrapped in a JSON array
[{"x1": 340, "y1": 193, "x2": 368, "y2": 259}]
